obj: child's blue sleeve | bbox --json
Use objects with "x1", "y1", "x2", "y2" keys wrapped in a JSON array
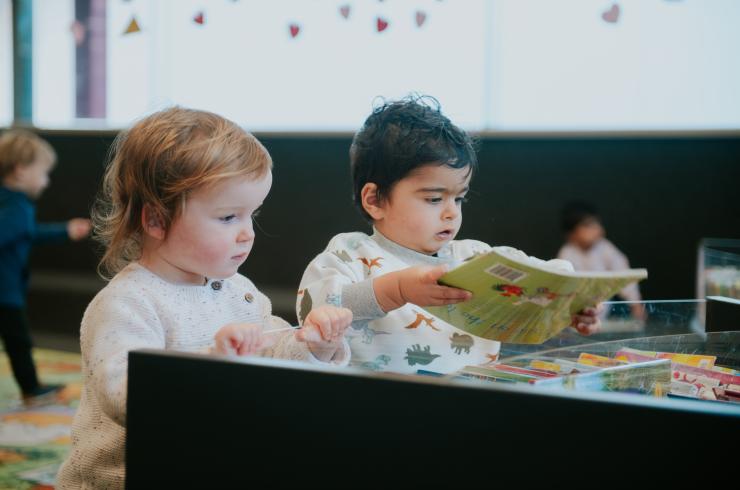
[
  {"x1": 33, "y1": 222, "x2": 69, "y2": 244},
  {"x1": 0, "y1": 200, "x2": 33, "y2": 248}
]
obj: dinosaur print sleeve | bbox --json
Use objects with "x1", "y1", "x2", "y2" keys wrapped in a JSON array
[{"x1": 297, "y1": 236, "x2": 385, "y2": 326}]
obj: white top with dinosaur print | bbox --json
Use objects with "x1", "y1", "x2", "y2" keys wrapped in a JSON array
[
  {"x1": 296, "y1": 230, "x2": 573, "y2": 374},
  {"x1": 298, "y1": 229, "x2": 572, "y2": 375}
]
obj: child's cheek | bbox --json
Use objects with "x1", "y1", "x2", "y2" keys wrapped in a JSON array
[{"x1": 198, "y1": 239, "x2": 231, "y2": 264}]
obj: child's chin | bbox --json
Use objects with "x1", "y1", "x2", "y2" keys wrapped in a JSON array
[
  {"x1": 211, "y1": 267, "x2": 238, "y2": 279},
  {"x1": 418, "y1": 244, "x2": 444, "y2": 256}
]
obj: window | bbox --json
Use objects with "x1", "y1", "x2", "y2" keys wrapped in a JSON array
[
  {"x1": 32, "y1": 0, "x2": 75, "y2": 127},
  {"x1": 27, "y1": 0, "x2": 740, "y2": 131},
  {"x1": 0, "y1": 0, "x2": 12, "y2": 126},
  {"x1": 488, "y1": 0, "x2": 740, "y2": 130},
  {"x1": 103, "y1": 0, "x2": 487, "y2": 130}
]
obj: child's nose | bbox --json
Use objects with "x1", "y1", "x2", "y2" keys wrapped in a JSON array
[
  {"x1": 442, "y1": 200, "x2": 460, "y2": 220},
  {"x1": 238, "y1": 222, "x2": 255, "y2": 242}
]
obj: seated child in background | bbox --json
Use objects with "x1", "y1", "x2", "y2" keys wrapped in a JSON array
[
  {"x1": 297, "y1": 96, "x2": 599, "y2": 375},
  {"x1": 0, "y1": 129, "x2": 91, "y2": 402},
  {"x1": 557, "y1": 201, "x2": 645, "y2": 319},
  {"x1": 57, "y1": 107, "x2": 352, "y2": 489}
]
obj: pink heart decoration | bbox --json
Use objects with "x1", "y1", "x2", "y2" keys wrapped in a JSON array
[
  {"x1": 601, "y1": 4, "x2": 620, "y2": 24},
  {"x1": 416, "y1": 11, "x2": 427, "y2": 27}
]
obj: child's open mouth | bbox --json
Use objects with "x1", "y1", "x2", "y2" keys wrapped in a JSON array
[
  {"x1": 435, "y1": 230, "x2": 453, "y2": 240},
  {"x1": 231, "y1": 253, "x2": 247, "y2": 261}
]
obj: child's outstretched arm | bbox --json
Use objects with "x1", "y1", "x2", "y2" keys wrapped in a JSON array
[
  {"x1": 372, "y1": 264, "x2": 472, "y2": 312},
  {"x1": 298, "y1": 244, "x2": 472, "y2": 329}
]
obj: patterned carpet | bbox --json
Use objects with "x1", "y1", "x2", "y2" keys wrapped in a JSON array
[{"x1": 0, "y1": 349, "x2": 82, "y2": 490}]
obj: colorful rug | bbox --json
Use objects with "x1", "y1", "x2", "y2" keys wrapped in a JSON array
[{"x1": 0, "y1": 349, "x2": 81, "y2": 490}]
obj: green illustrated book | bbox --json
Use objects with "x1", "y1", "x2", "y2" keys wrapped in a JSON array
[{"x1": 425, "y1": 248, "x2": 647, "y2": 344}]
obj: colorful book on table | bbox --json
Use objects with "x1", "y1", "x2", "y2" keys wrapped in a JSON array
[
  {"x1": 458, "y1": 358, "x2": 671, "y2": 396},
  {"x1": 425, "y1": 247, "x2": 647, "y2": 344},
  {"x1": 616, "y1": 347, "x2": 740, "y2": 401}
]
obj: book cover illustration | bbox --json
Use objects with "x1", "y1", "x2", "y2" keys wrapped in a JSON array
[{"x1": 426, "y1": 248, "x2": 647, "y2": 344}]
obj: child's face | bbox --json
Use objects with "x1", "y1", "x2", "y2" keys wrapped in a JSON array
[
  {"x1": 152, "y1": 172, "x2": 272, "y2": 284},
  {"x1": 570, "y1": 218, "x2": 604, "y2": 250},
  {"x1": 8, "y1": 158, "x2": 53, "y2": 199},
  {"x1": 372, "y1": 164, "x2": 470, "y2": 255}
]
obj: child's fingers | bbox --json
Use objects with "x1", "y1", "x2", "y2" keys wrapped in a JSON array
[
  {"x1": 320, "y1": 307, "x2": 347, "y2": 341},
  {"x1": 296, "y1": 324, "x2": 323, "y2": 343},
  {"x1": 236, "y1": 328, "x2": 257, "y2": 356},
  {"x1": 577, "y1": 312, "x2": 599, "y2": 324},
  {"x1": 323, "y1": 309, "x2": 339, "y2": 341},
  {"x1": 335, "y1": 308, "x2": 353, "y2": 331},
  {"x1": 215, "y1": 334, "x2": 237, "y2": 356},
  {"x1": 237, "y1": 339, "x2": 260, "y2": 355},
  {"x1": 309, "y1": 308, "x2": 333, "y2": 341},
  {"x1": 255, "y1": 331, "x2": 277, "y2": 351},
  {"x1": 575, "y1": 322, "x2": 598, "y2": 335},
  {"x1": 572, "y1": 313, "x2": 600, "y2": 335},
  {"x1": 217, "y1": 330, "x2": 242, "y2": 356},
  {"x1": 433, "y1": 286, "x2": 472, "y2": 302},
  {"x1": 581, "y1": 306, "x2": 598, "y2": 316},
  {"x1": 298, "y1": 307, "x2": 353, "y2": 344},
  {"x1": 226, "y1": 325, "x2": 273, "y2": 356},
  {"x1": 424, "y1": 264, "x2": 449, "y2": 283},
  {"x1": 329, "y1": 308, "x2": 349, "y2": 341}
]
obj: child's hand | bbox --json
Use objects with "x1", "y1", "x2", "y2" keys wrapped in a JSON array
[
  {"x1": 297, "y1": 305, "x2": 352, "y2": 342},
  {"x1": 67, "y1": 218, "x2": 92, "y2": 241},
  {"x1": 630, "y1": 303, "x2": 647, "y2": 322},
  {"x1": 213, "y1": 323, "x2": 273, "y2": 356},
  {"x1": 572, "y1": 306, "x2": 602, "y2": 335},
  {"x1": 373, "y1": 265, "x2": 472, "y2": 312},
  {"x1": 296, "y1": 306, "x2": 352, "y2": 362}
]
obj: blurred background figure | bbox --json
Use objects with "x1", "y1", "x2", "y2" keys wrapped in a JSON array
[
  {"x1": 557, "y1": 200, "x2": 645, "y2": 320},
  {"x1": 0, "y1": 129, "x2": 91, "y2": 403}
]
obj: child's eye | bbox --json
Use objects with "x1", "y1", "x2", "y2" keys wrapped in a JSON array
[
  {"x1": 455, "y1": 196, "x2": 469, "y2": 204},
  {"x1": 425, "y1": 197, "x2": 443, "y2": 204},
  {"x1": 219, "y1": 214, "x2": 237, "y2": 223}
]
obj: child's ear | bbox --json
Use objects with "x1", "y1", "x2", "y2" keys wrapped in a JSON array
[
  {"x1": 141, "y1": 204, "x2": 166, "y2": 240},
  {"x1": 360, "y1": 183, "x2": 385, "y2": 220},
  {"x1": 4, "y1": 164, "x2": 24, "y2": 185}
]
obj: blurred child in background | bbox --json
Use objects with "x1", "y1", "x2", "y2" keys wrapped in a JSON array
[
  {"x1": 0, "y1": 129, "x2": 91, "y2": 402},
  {"x1": 557, "y1": 201, "x2": 645, "y2": 319}
]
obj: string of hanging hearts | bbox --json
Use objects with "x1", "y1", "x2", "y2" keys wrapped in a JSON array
[
  {"x1": 117, "y1": 2, "x2": 433, "y2": 38},
  {"x1": 114, "y1": 0, "x2": 684, "y2": 38}
]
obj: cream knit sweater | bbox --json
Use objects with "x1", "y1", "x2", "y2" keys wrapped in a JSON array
[{"x1": 57, "y1": 262, "x2": 347, "y2": 489}]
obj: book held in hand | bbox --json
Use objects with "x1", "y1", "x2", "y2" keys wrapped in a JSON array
[{"x1": 425, "y1": 247, "x2": 647, "y2": 344}]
